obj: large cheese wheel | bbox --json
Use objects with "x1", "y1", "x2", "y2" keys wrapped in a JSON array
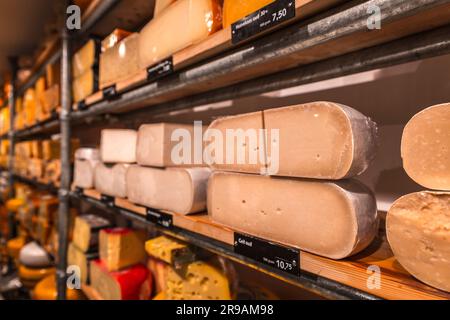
[
  {"x1": 33, "y1": 275, "x2": 83, "y2": 300},
  {"x1": 73, "y1": 214, "x2": 111, "y2": 252},
  {"x1": 94, "y1": 163, "x2": 130, "y2": 198},
  {"x1": 90, "y1": 260, "x2": 151, "y2": 300},
  {"x1": 401, "y1": 103, "x2": 450, "y2": 190},
  {"x1": 208, "y1": 172, "x2": 378, "y2": 259},
  {"x1": 7, "y1": 236, "x2": 26, "y2": 260},
  {"x1": 100, "y1": 129, "x2": 137, "y2": 163},
  {"x1": 19, "y1": 242, "x2": 52, "y2": 268},
  {"x1": 19, "y1": 265, "x2": 55, "y2": 289},
  {"x1": 139, "y1": 0, "x2": 222, "y2": 68},
  {"x1": 387, "y1": 191, "x2": 450, "y2": 293},
  {"x1": 74, "y1": 159, "x2": 99, "y2": 189},
  {"x1": 223, "y1": 0, "x2": 273, "y2": 28},
  {"x1": 136, "y1": 123, "x2": 206, "y2": 167},
  {"x1": 126, "y1": 166, "x2": 211, "y2": 214},
  {"x1": 68, "y1": 242, "x2": 98, "y2": 284}
]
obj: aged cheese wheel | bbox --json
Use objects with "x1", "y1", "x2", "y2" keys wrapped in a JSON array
[
  {"x1": 99, "y1": 228, "x2": 146, "y2": 271},
  {"x1": 19, "y1": 242, "x2": 52, "y2": 268},
  {"x1": 401, "y1": 103, "x2": 450, "y2": 190},
  {"x1": 223, "y1": 0, "x2": 273, "y2": 28},
  {"x1": 126, "y1": 166, "x2": 211, "y2": 214},
  {"x1": 387, "y1": 191, "x2": 450, "y2": 293},
  {"x1": 208, "y1": 172, "x2": 379, "y2": 259},
  {"x1": 100, "y1": 129, "x2": 137, "y2": 163},
  {"x1": 74, "y1": 159, "x2": 99, "y2": 189},
  {"x1": 72, "y1": 39, "x2": 100, "y2": 78},
  {"x1": 73, "y1": 214, "x2": 111, "y2": 253},
  {"x1": 139, "y1": 0, "x2": 222, "y2": 69},
  {"x1": 136, "y1": 123, "x2": 206, "y2": 167},
  {"x1": 33, "y1": 275, "x2": 83, "y2": 300},
  {"x1": 19, "y1": 265, "x2": 55, "y2": 289},
  {"x1": 68, "y1": 242, "x2": 98, "y2": 284},
  {"x1": 90, "y1": 260, "x2": 150, "y2": 300},
  {"x1": 7, "y1": 236, "x2": 26, "y2": 260},
  {"x1": 94, "y1": 163, "x2": 130, "y2": 198}
]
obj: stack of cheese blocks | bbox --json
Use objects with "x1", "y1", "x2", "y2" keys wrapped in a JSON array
[
  {"x1": 89, "y1": 227, "x2": 151, "y2": 300},
  {"x1": 387, "y1": 103, "x2": 450, "y2": 293},
  {"x1": 0, "y1": 106, "x2": 10, "y2": 136},
  {"x1": 0, "y1": 139, "x2": 9, "y2": 168},
  {"x1": 207, "y1": 101, "x2": 380, "y2": 260},
  {"x1": 73, "y1": 148, "x2": 100, "y2": 189},
  {"x1": 72, "y1": 39, "x2": 100, "y2": 103},
  {"x1": 145, "y1": 235, "x2": 232, "y2": 300}
]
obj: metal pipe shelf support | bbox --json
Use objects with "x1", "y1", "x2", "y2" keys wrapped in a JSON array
[{"x1": 7, "y1": 57, "x2": 17, "y2": 240}]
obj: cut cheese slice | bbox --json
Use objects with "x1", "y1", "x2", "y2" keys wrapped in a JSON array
[
  {"x1": 139, "y1": 0, "x2": 222, "y2": 69},
  {"x1": 19, "y1": 242, "x2": 52, "y2": 268},
  {"x1": 387, "y1": 191, "x2": 450, "y2": 293},
  {"x1": 401, "y1": 103, "x2": 450, "y2": 190},
  {"x1": 100, "y1": 129, "x2": 137, "y2": 163},
  {"x1": 68, "y1": 242, "x2": 98, "y2": 284},
  {"x1": 72, "y1": 68, "x2": 98, "y2": 103},
  {"x1": 166, "y1": 261, "x2": 231, "y2": 300},
  {"x1": 72, "y1": 39, "x2": 100, "y2": 78},
  {"x1": 126, "y1": 166, "x2": 211, "y2": 214},
  {"x1": 73, "y1": 214, "x2": 111, "y2": 253},
  {"x1": 136, "y1": 123, "x2": 206, "y2": 167},
  {"x1": 99, "y1": 228, "x2": 146, "y2": 271},
  {"x1": 74, "y1": 159, "x2": 99, "y2": 189},
  {"x1": 90, "y1": 260, "x2": 150, "y2": 300},
  {"x1": 208, "y1": 172, "x2": 379, "y2": 259},
  {"x1": 154, "y1": 0, "x2": 177, "y2": 17},
  {"x1": 99, "y1": 33, "x2": 140, "y2": 88},
  {"x1": 223, "y1": 0, "x2": 273, "y2": 28},
  {"x1": 94, "y1": 163, "x2": 130, "y2": 198},
  {"x1": 145, "y1": 236, "x2": 195, "y2": 266}
]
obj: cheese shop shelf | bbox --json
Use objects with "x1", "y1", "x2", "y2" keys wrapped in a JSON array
[
  {"x1": 70, "y1": 189, "x2": 450, "y2": 301},
  {"x1": 13, "y1": 175, "x2": 59, "y2": 194},
  {"x1": 14, "y1": 118, "x2": 60, "y2": 141},
  {"x1": 69, "y1": 0, "x2": 450, "y2": 123}
]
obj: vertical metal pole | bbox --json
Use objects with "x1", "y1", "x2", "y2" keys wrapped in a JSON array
[
  {"x1": 57, "y1": 12, "x2": 72, "y2": 300},
  {"x1": 7, "y1": 58, "x2": 17, "y2": 240}
]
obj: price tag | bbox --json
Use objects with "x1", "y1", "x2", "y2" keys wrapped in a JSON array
[
  {"x1": 102, "y1": 85, "x2": 118, "y2": 100},
  {"x1": 231, "y1": 0, "x2": 296, "y2": 44},
  {"x1": 234, "y1": 233, "x2": 300, "y2": 276},
  {"x1": 147, "y1": 57, "x2": 174, "y2": 82},
  {"x1": 100, "y1": 194, "x2": 115, "y2": 208},
  {"x1": 77, "y1": 100, "x2": 87, "y2": 111},
  {"x1": 146, "y1": 208, "x2": 173, "y2": 229}
]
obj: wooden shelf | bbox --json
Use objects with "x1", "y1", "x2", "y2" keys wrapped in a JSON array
[{"x1": 73, "y1": 189, "x2": 450, "y2": 300}]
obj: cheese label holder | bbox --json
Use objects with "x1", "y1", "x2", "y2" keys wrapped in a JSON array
[
  {"x1": 100, "y1": 194, "x2": 115, "y2": 208},
  {"x1": 102, "y1": 85, "x2": 119, "y2": 100},
  {"x1": 147, "y1": 57, "x2": 174, "y2": 82},
  {"x1": 234, "y1": 233, "x2": 300, "y2": 276},
  {"x1": 74, "y1": 187, "x2": 83, "y2": 196},
  {"x1": 231, "y1": 0, "x2": 296, "y2": 45},
  {"x1": 77, "y1": 100, "x2": 87, "y2": 111},
  {"x1": 146, "y1": 208, "x2": 173, "y2": 229}
]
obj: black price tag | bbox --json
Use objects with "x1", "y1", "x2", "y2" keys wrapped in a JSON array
[
  {"x1": 231, "y1": 0, "x2": 296, "y2": 44},
  {"x1": 147, "y1": 57, "x2": 174, "y2": 82},
  {"x1": 77, "y1": 100, "x2": 87, "y2": 111},
  {"x1": 102, "y1": 85, "x2": 118, "y2": 100},
  {"x1": 234, "y1": 233, "x2": 300, "y2": 276},
  {"x1": 146, "y1": 208, "x2": 173, "y2": 229},
  {"x1": 100, "y1": 194, "x2": 115, "y2": 208}
]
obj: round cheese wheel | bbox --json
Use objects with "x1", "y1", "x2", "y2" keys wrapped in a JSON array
[
  {"x1": 33, "y1": 275, "x2": 84, "y2": 300},
  {"x1": 19, "y1": 242, "x2": 52, "y2": 268},
  {"x1": 7, "y1": 236, "x2": 26, "y2": 260}
]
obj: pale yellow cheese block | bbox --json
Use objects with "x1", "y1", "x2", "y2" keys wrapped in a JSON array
[
  {"x1": 68, "y1": 242, "x2": 98, "y2": 284},
  {"x1": 138, "y1": 0, "x2": 222, "y2": 69},
  {"x1": 145, "y1": 236, "x2": 195, "y2": 266},
  {"x1": 72, "y1": 39, "x2": 100, "y2": 78},
  {"x1": 387, "y1": 191, "x2": 450, "y2": 293},
  {"x1": 136, "y1": 123, "x2": 206, "y2": 167},
  {"x1": 72, "y1": 68, "x2": 97, "y2": 103},
  {"x1": 73, "y1": 215, "x2": 111, "y2": 253},
  {"x1": 208, "y1": 172, "x2": 379, "y2": 259},
  {"x1": 401, "y1": 103, "x2": 450, "y2": 190},
  {"x1": 100, "y1": 129, "x2": 137, "y2": 163},
  {"x1": 126, "y1": 166, "x2": 211, "y2": 214},
  {"x1": 94, "y1": 163, "x2": 130, "y2": 198}
]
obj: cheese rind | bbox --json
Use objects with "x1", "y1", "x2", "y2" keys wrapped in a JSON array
[
  {"x1": 94, "y1": 163, "x2": 130, "y2": 198},
  {"x1": 73, "y1": 215, "x2": 111, "y2": 253},
  {"x1": 126, "y1": 166, "x2": 211, "y2": 214},
  {"x1": 100, "y1": 129, "x2": 137, "y2": 163},
  {"x1": 138, "y1": 0, "x2": 222, "y2": 68},
  {"x1": 208, "y1": 172, "x2": 379, "y2": 259},
  {"x1": 68, "y1": 243, "x2": 98, "y2": 284},
  {"x1": 223, "y1": 0, "x2": 273, "y2": 28},
  {"x1": 145, "y1": 236, "x2": 195, "y2": 266},
  {"x1": 19, "y1": 242, "x2": 52, "y2": 268},
  {"x1": 74, "y1": 159, "x2": 99, "y2": 189},
  {"x1": 75, "y1": 148, "x2": 100, "y2": 160},
  {"x1": 401, "y1": 103, "x2": 450, "y2": 190},
  {"x1": 386, "y1": 191, "x2": 450, "y2": 293}
]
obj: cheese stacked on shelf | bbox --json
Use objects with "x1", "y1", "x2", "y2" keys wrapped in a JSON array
[
  {"x1": 0, "y1": 139, "x2": 9, "y2": 168},
  {"x1": 223, "y1": 0, "x2": 274, "y2": 28},
  {"x1": 73, "y1": 148, "x2": 100, "y2": 189},
  {"x1": 387, "y1": 103, "x2": 450, "y2": 293},
  {"x1": 72, "y1": 39, "x2": 100, "y2": 103},
  {"x1": 126, "y1": 123, "x2": 211, "y2": 215},
  {"x1": 89, "y1": 228, "x2": 152, "y2": 300},
  {"x1": 207, "y1": 101, "x2": 380, "y2": 260}
]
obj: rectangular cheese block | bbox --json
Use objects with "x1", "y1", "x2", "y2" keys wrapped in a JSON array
[
  {"x1": 75, "y1": 148, "x2": 100, "y2": 161},
  {"x1": 99, "y1": 228, "x2": 146, "y2": 271},
  {"x1": 208, "y1": 102, "x2": 378, "y2": 179},
  {"x1": 100, "y1": 129, "x2": 137, "y2": 163},
  {"x1": 29, "y1": 158, "x2": 44, "y2": 179},
  {"x1": 42, "y1": 84, "x2": 59, "y2": 114},
  {"x1": 94, "y1": 163, "x2": 130, "y2": 198},
  {"x1": 99, "y1": 33, "x2": 140, "y2": 89},
  {"x1": 30, "y1": 141, "x2": 43, "y2": 159},
  {"x1": 138, "y1": 0, "x2": 222, "y2": 69},
  {"x1": 73, "y1": 159, "x2": 99, "y2": 189},
  {"x1": 72, "y1": 68, "x2": 98, "y2": 103},
  {"x1": 126, "y1": 166, "x2": 211, "y2": 214},
  {"x1": 387, "y1": 192, "x2": 450, "y2": 293},
  {"x1": 223, "y1": 0, "x2": 273, "y2": 28},
  {"x1": 72, "y1": 39, "x2": 101, "y2": 78},
  {"x1": 208, "y1": 172, "x2": 379, "y2": 259},
  {"x1": 73, "y1": 214, "x2": 111, "y2": 253},
  {"x1": 68, "y1": 242, "x2": 98, "y2": 284},
  {"x1": 101, "y1": 28, "x2": 132, "y2": 52},
  {"x1": 401, "y1": 103, "x2": 450, "y2": 190},
  {"x1": 90, "y1": 260, "x2": 150, "y2": 300},
  {"x1": 154, "y1": 0, "x2": 177, "y2": 17},
  {"x1": 136, "y1": 123, "x2": 207, "y2": 167},
  {"x1": 24, "y1": 88, "x2": 37, "y2": 127},
  {"x1": 145, "y1": 236, "x2": 195, "y2": 266},
  {"x1": 43, "y1": 160, "x2": 60, "y2": 184},
  {"x1": 42, "y1": 140, "x2": 60, "y2": 160},
  {"x1": 46, "y1": 60, "x2": 60, "y2": 87}
]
